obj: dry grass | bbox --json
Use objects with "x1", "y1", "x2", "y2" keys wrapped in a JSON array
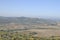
[{"x1": 22, "y1": 29, "x2": 60, "y2": 37}]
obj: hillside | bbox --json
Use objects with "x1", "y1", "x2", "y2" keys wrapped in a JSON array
[
  {"x1": 0, "y1": 16, "x2": 60, "y2": 30},
  {"x1": 0, "y1": 16, "x2": 57, "y2": 24}
]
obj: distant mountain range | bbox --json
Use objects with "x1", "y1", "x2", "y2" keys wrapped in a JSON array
[
  {"x1": 0, "y1": 16, "x2": 59, "y2": 25},
  {"x1": 0, "y1": 16, "x2": 60, "y2": 30}
]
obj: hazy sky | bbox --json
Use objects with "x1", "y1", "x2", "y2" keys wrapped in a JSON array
[{"x1": 0, "y1": 0, "x2": 60, "y2": 18}]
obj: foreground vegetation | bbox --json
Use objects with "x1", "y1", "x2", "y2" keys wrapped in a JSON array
[{"x1": 0, "y1": 30, "x2": 60, "y2": 40}]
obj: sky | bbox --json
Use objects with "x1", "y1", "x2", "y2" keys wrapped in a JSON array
[{"x1": 0, "y1": 0, "x2": 60, "y2": 18}]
